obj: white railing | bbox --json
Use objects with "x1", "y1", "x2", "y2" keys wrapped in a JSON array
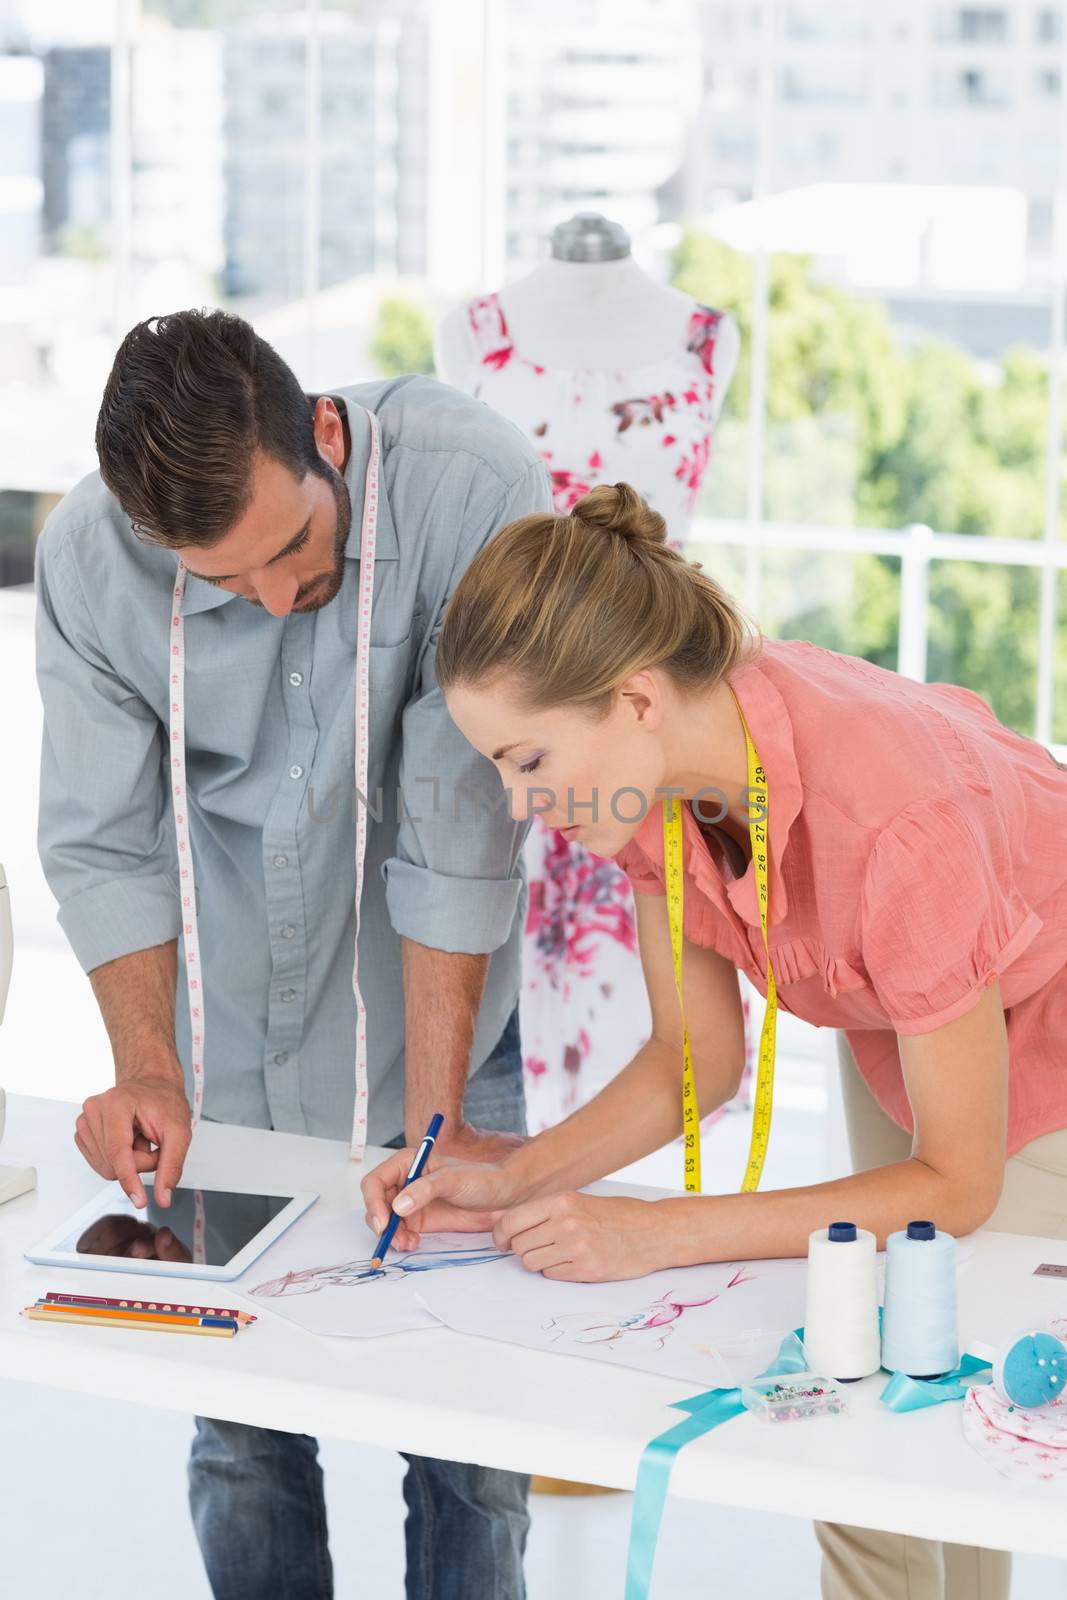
[
  {"x1": 722, "y1": 0, "x2": 1067, "y2": 751},
  {"x1": 691, "y1": 513, "x2": 1067, "y2": 751}
]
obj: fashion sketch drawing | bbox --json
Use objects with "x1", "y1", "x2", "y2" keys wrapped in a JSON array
[
  {"x1": 251, "y1": 1241, "x2": 510, "y2": 1299},
  {"x1": 542, "y1": 1265, "x2": 756, "y2": 1352}
]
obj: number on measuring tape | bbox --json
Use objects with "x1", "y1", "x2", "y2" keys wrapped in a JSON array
[{"x1": 663, "y1": 694, "x2": 778, "y2": 1194}]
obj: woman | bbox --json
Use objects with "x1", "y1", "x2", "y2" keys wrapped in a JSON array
[{"x1": 363, "y1": 482, "x2": 1067, "y2": 1600}]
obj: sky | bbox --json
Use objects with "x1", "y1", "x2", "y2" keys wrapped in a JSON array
[{"x1": 1, "y1": 0, "x2": 124, "y2": 48}]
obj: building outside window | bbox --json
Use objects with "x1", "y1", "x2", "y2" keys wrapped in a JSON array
[{"x1": 1, "y1": 0, "x2": 1065, "y2": 749}]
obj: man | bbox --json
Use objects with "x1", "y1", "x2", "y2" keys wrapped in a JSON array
[{"x1": 34, "y1": 308, "x2": 550, "y2": 1600}]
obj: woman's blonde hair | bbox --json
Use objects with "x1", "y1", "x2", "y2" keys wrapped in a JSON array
[{"x1": 437, "y1": 481, "x2": 757, "y2": 714}]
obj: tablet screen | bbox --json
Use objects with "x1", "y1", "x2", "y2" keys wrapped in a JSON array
[{"x1": 56, "y1": 1185, "x2": 295, "y2": 1269}]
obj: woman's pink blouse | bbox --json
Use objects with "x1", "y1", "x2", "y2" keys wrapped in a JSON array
[{"x1": 615, "y1": 639, "x2": 1067, "y2": 1155}]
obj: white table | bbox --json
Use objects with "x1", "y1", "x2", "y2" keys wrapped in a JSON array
[{"x1": 3, "y1": 1093, "x2": 1066, "y2": 1562}]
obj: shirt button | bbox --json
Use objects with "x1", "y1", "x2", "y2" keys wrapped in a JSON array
[
  {"x1": 273, "y1": 854, "x2": 288, "y2": 869},
  {"x1": 289, "y1": 764, "x2": 304, "y2": 780},
  {"x1": 280, "y1": 924, "x2": 295, "y2": 940},
  {"x1": 288, "y1": 672, "x2": 304, "y2": 687},
  {"x1": 279, "y1": 987, "x2": 296, "y2": 1003},
  {"x1": 274, "y1": 1051, "x2": 289, "y2": 1066}
]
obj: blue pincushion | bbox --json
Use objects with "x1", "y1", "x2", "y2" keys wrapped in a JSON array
[{"x1": 998, "y1": 1332, "x2": 1067, "y2": 1409}]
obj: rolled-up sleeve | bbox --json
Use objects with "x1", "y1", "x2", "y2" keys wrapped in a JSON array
[
  {"x1": 35, "y1": 528, "x2": 179, "y2": 972},
  {"x1": 383, "y1": 460, "x2": 550, "y2": 953},
  {"x1": 860, "y1": 796, "x2": 1043, "y2": 1035}
]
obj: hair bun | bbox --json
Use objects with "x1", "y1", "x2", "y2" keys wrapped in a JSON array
[{"x1": 572, "y1": 481, "x2": 667, "y2": 547}]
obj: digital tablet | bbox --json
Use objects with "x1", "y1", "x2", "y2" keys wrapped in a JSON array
[{"x1": 25, "y1": 1175, "x2": 318, "y2": 1282}]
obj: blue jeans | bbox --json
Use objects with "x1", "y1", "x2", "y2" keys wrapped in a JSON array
[{"x1": 189, "y1": 1010, "x2": 529, "y2": 1600}]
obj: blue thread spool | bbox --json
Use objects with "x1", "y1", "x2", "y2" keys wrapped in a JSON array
[
  {"x1": 995, "y1": 1332, "x2": 1067, "y2": 1409},
  {"x1": 882, "y1": 1220, "x2": 959, "y2": 1379}
]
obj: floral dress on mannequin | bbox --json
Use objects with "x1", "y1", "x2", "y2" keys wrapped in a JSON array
[{"x1": 445, "y1": 291, "x2": 749, "y2": 1133}]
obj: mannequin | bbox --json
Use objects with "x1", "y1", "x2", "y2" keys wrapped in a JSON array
[
  {"x1": 436, "y1": 213, "x2": 740, "y2": 377},
  {"x1": 436, "y1": 213, "x2": 745, "y2": 1136},
  {"x1": 436, "y1": 212, "x2": 740, "y2": 531}
]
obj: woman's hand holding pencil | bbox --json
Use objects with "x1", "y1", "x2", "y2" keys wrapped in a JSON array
[{"x1": 362, "y1": 1146, "x2": 517, "y2": 1252}]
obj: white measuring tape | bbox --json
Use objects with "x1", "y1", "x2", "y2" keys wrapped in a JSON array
[{"x1": 168, "y1": 406, "x2": 381, "y2": 1197}]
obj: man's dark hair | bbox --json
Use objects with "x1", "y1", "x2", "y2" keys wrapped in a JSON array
[{"x1": 95, "y1": 308, "x2": 330, "y2": 549}]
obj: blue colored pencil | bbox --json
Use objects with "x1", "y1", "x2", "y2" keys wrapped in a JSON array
[
  {"x1": 43, "y1": 1290, "x2": 254, "y2": 1322},
  {"x1": 31, "y1": 1299, "x2": 240, "y2": 1330},
  {"x1": 370, "y1": 1112, "x2": 444, "y2": 1267},
  {"x1": 24, "y1": 1304, "x2": 239, "y2": 1336}
]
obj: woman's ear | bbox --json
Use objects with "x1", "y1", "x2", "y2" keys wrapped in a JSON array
[{"x1": 619, "y1": 669, "x2": 662, "y2": 731}]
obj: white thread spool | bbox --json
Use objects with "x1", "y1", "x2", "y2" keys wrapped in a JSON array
[
  {"x1": 882, "y1": 1221, "x2": 958, "y2": 1379},
  {"x1": 804, "y1": 1221, "x2": 881, "y2": 1381}
]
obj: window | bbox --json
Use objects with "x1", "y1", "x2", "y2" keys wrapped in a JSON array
[
  {"x1": 1029, "y1": 197, "x2": 1055, "y2": 250},
  {"x1": 951, "y1": 67, "x2": 1008, "y2": 106},
  {"x1": 781, "y1": 68, "x2": 869, "y2": 106},
  {"x1": 785, "y1": 5, "x2": 871, "y2": 43},
  {"x1": 4, "y1": 0, "x2": 1066, "y2": 755},
  {"x1": 713, "y1": 131, "x2": 757, "y2": 163},
  {"x1": 1036, "y1": 7, "x2": 1063, "y2": 44},
  {"x1": 937, "y1": 7, "x2": 1009, "y2": 43}
]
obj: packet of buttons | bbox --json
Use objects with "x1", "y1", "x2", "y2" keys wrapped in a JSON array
[{"x1": 740, "y1": 1377, "x2": 849, "y2": 1424}]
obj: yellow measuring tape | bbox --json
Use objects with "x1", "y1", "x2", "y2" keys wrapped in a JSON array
[{"x1": 662, "y1": 694, "x2": 778, "y2": 1194}]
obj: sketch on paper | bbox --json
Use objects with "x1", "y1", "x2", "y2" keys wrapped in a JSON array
[
  {"x1": 238, "y1": 1219, "x2": 507, "y2": 1338},
  {"x1": 251, "y1": 1241, "x2": 510, "y2": 1300},
  {"x1": 542, "y1": 1267, "x2": 756, "y2": 1353},
  {"x1": 416, "y1": 1253, "x2": 809, "y2": 1385}
]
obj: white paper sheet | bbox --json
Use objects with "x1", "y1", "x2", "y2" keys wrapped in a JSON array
[
  {"x1": 415, "y1": 1254, "x2": 809, "y2": 1385},
  {"x1": 236, "y1": 1212, "x2": 508, "y2": 1338}
]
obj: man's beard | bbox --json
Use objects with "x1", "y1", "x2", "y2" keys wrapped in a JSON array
[{"x1": 292, "y1": 464, "x2": 352, "y2": 613}]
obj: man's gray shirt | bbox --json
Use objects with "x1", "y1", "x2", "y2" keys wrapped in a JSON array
[{"x1": 35, "y1": 376, "x2": 549, "y2": 1141}]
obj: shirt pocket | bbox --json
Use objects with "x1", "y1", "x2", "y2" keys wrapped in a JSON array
[
  {"x1": 367, "y1": 635, "x2": 416, "y2": 749},
  {"x1": 368, "y1": 634, "x2": 413, "y2": 678}
]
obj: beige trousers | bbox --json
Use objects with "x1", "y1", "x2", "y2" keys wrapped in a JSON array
[{"x1": 816, "y1": 1035, "x2": 1067, "y2": 1600}]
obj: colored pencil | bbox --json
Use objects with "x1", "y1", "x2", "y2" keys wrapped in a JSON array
[
  {"x1": 370, "y1": 1110, "x2": 444, "y2": 1268},
  {"x1": 23, "y1": 1308, "x2": 237, "y2": 1337},
  {"x1": 42, "y1": 1291, "x2": 254, "y2": 1323},
  {"x1": 27, "y1": 1301, "x2": 239, "y2": 1331}
]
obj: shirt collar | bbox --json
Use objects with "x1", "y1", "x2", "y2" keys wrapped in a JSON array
[
  {"x1": 179, "y1": 569, "x2": 238, "y2": 616},
  {"x1": 340, "y1": 399, "x2": 399, "y2": 563},
  {"x1": 627, "y1": 645, "x2": 804, "y2": 929},
  {"x1": 180, "y1": 396, "x2": 397, "y2": 617}
]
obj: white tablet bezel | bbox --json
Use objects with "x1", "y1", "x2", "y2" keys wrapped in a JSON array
[{"x1": 25, "y1": 1175, "x2": 319, "y2": 1282}]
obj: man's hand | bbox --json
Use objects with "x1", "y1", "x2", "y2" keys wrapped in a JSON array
[
  {"x1": 429, "y1": 1120, "x2": 525, "y2": 1165},
  {"x1": 75, "y1": 1071, "x2": 192, "y2": 1209},
  {"x1": 361, "y1": 1150, "x2": 521, "y2": 1252}
]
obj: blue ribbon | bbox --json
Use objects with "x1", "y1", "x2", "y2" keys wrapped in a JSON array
[
  {"x1": 625, "y1": 1331, "x2": 808, "y2": 1600},
  {"x1": 624, "y1": 1328, "x2": 992, "y2": 1599},
  {"x1": 879, "y1": 1352, "x2": 992, "y2": 1412},
  {"x1": 625, "y1": 1387, "x2": 745, "y2": 1600}
]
